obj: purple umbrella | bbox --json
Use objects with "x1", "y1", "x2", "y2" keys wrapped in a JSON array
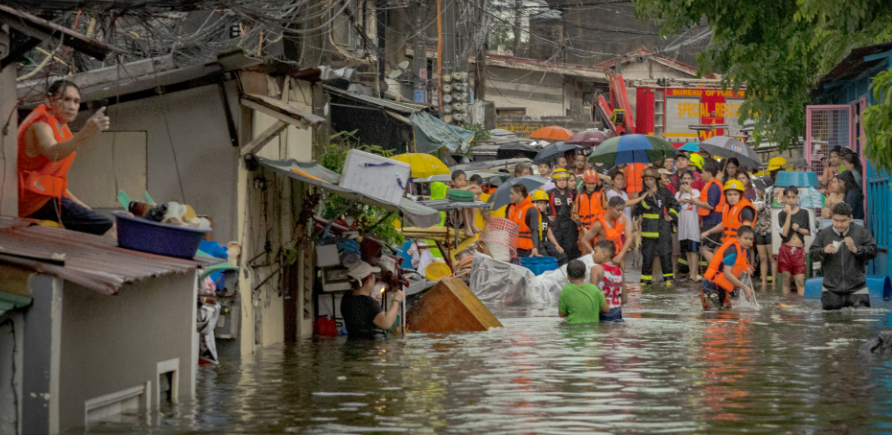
[{"x1": 565, "y1": 130, "x2": 613, "y2": 147}]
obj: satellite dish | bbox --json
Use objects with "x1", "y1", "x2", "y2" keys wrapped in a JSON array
[{"x1": 387, "y1": 60, "x2": 411, "y2": 80}]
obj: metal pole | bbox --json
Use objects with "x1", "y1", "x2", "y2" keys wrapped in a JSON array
[
  {"x1": 413, "y1": 0, "x2": 428, "y2": 104},
  {"x1": 376, "y1": 0, "x2": 387, "y2": 98}
]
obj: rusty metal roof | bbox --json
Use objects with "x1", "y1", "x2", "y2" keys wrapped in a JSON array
[{"x1": 0, "y1": 217, "x2": 218, "y2": 295}]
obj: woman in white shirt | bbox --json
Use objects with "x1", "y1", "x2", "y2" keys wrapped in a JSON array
[{"x1": 674, "y1": 170, "x2": 701, "y2": 280}]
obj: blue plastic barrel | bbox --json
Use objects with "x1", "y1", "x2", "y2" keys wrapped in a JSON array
[
  {"x1": 520, "y1": 256, "x2": 559, "y2": 276},
  {"x1": 803, "y1": 275, "x2": 891, "y2": 305}
]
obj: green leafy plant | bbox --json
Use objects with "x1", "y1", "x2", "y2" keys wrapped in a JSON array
[
  {"x1": 318, "y1": 131, "x2": 405, "y2": 246},
  {"x1": 633, "y1": 0, "x2": 892, "y2": 156},
  {"x1": 463, "y1": 123, "x2": 492, "y2": 145},
  {"x1": 863, "y1": 70, "x2": 892, "y2": 174}
]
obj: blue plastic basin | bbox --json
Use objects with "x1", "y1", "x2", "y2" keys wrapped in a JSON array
[
  {"x1": 804, "y1": 275, "x2": 891, "y2": 306},
  {"x1": 520, "y1": 256, "x2": 559, "y2": 276},
  {"x1": 114, "y1": 211, "x2": 210, "y2": 259}
]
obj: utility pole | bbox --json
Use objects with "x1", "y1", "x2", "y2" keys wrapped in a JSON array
[
  {"x1": 413, "y1": 0, "x2": 427, "y2": 103},
  {"x1": 512, "y1": 0, "x2": 522, "y2": 56},
  {"x1": 376, "y1": 0, "x2": 388, "y2": 97}
]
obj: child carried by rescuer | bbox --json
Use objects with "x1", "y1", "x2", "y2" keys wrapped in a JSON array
[
  {"x1": 558, "y1": 260, "x2": 609, "y2": 324},
  {"x1": 589, "y1": 240, "x2": 627, "y2": 322},
  {"x1": 701, "y1": 225, "x2": 757, "y2": 310}
]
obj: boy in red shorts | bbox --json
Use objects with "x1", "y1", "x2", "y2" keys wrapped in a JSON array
[{"x1": 777, "y1": 186, "x2": 811, "y2": 294}]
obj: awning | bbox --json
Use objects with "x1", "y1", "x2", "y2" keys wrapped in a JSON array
[
  {"x1": 411, "y1": 111, "x2": 474, "y2": 154},
  {"x1": 256, "y1": 157, "x2": 441, "y2": 228}
]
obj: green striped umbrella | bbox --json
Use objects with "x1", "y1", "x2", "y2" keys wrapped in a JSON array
[{"x1": 589, "y1": 134, "x2": 678, "y2": 167}]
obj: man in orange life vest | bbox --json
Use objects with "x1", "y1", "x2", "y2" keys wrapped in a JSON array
[
  {"x1": 702, "y1": 225, "x2": 757, "y2": 310},
  {"x1": 700, "y1": 179, "x2": 756, "y2": 247},
  {"x1": 506, "y1": 184, "x2": 541, "y2": 257},
  {"x1": 18, "y1": 80, "x2": 113, "y2": 235}
]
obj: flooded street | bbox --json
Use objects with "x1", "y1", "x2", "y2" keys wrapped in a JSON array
[{"x1": 88, "y1": 283, "x2": 892, "y2": 434}]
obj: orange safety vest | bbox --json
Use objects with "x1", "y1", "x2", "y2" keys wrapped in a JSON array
[
  {"x1": 508, "y1": 195, "x2": 535, "y2": 251},
  {"x1": 598, "y1": 214, "x2": 626, "y2": 255},
  {"x1": 623, "y1": 163, "x2": 646, "y2": 195},
  {"x1": 704, "y1": 239, "x2": 752, "y2": 292},
  {"x1": 722, "y1": 197, "x2": 757, "y2": 241},
  {"x1": 17, "y1": 104, "x2": 76, "y2": 217},
  {"x1": 576, "y1": 189, "x2": 604, "y2": 229},
  {"x1": 698, "y1": 179, "x2": 726, "y2": 217}
]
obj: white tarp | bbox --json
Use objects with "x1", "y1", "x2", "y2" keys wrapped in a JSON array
[
  {"x1": 470, "y1": 253, "x2": 596, "y2": 308},
  {"x1": 527, "y1": 254, "x2": 596, "y2": 307}
]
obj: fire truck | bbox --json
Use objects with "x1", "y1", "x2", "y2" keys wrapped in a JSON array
[{"x1": 593, "y1": 76, "x2": 747, "y2": 147}]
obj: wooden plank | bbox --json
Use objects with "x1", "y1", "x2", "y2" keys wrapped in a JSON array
[
  {"x1": 241, "y1": 93, "x2": 326, "y2": 126},
  {"x1": 0, "y1": 5, "x2": 120, "y2": 59},
  {"x1": 240, "y1": 120, "x2": 288, "y2": 156},
  {"x1": 406, "y1": 278, "x2": 502, "y2": 333},
  {"x1": 241, "y1": 98, "x2": 309, "y2": 130}
]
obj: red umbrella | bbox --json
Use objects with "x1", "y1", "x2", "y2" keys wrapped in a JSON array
[
  {"x1": 529, "y1": 125, "x2": 574, "y2": 141},
  {"x1": 565, "y1": 130, "x2": 612, "y2": 147}
]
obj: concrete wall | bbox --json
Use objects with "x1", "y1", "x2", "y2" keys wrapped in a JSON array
[
  {"x1": 0, "y1": 48, "x2": 18, "y2": 217},
  {"x1": 58, "y1": 272, "x2": 197, "y2": 432},
  {"x1": 0, "y1": 311, "x2": 24, "y2": 435},
  {"x1": 71, "y1": 82, "x2": 240, "y2": 242},
  {"x1": 487, "y1": 67, "x2": 566, "y2": 118}
]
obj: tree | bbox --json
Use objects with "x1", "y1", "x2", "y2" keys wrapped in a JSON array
[{"x1": 633, "y1": 0, "x2": 892, "y2": 170}]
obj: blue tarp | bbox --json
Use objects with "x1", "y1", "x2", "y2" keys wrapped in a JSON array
[{"x1": 411, "y1": 112, "x2": 475, "y2": 154}]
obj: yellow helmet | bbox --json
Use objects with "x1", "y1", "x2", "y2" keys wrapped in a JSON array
[
  {"x1": 552, "y1": 168, "x2": 570, "y2": 180},
  {"x1": 531, "y1": 190, "x2": 549, "y2": 202},
  {"x1": 768, "y1": 156, "x2": 787, "y2": 171},
  {"x1": 723, "y1": 179, "x2": 745, "y2": 192},
  {"x1": 689, "y1": 153, "x2": 704, "y2": 170}
]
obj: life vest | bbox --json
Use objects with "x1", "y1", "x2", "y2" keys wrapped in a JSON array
[
  {"x1": 623, "y1": 163, "x2": 647, "y2": 194},
  {"x1": 508, "y1": 195, "x2": 535, "y2": 251},
  {"x1": 704, "y1": 239, "x2": 752, "y2": 292},
  {"x1": 598, "y1": 214, "x2": 625, "y2": 255},
  {"x1": 698, "y1": 179, "x2": 726, "y2": 217},
  {"x1": 576, "y1": 189, "x2": 604, "y2": 229},
  {"x1": 17, "y1": 104, "x2": 76, "y2": 217},
  {"x1": 722, "y1": 197, "x2": 757, "y2": 241}
]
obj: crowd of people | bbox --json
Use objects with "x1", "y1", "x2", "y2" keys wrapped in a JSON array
[{"x1": 488, "y1": 146, "x2": 879, "y2": 323}]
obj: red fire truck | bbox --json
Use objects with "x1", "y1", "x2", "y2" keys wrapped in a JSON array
[
  {"x1": 635, "y1": 86, "x2": 747, "y2": 146},
  {"x1": 593, "y1": 77, "x2": 747, "y2": 147}
]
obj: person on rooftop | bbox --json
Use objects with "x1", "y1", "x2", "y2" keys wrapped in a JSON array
[{"x1": 18, "y1": 80, "x2": 113, "y2": 235}]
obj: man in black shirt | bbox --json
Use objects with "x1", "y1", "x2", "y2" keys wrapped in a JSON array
[
  {"x1": 548, "y1": 168, "x2": 581, "y2": 261},
  {"x1": 776, "y1": 186, "x2": 811, "y2": 294},
  {"x1": 340, "y1": 262, "x2": 405, "y2": 340}
]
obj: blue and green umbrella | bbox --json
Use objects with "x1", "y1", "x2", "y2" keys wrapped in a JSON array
[{"x1": 588, "y1": 134, "x2": 677, "y2": 167}]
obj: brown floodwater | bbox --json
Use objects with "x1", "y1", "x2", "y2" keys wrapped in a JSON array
[{"x1": 83, "y1": 282, "x2": 892, "y2": 434}]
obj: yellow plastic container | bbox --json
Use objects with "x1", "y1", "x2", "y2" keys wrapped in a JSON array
[{"x1": 424, "y1": 262, "x2": 453, "y2": 281}]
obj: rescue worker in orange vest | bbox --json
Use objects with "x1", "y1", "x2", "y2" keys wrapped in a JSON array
[
  {"x1": 506, "y1": 184, "x2": 541, "y2": 257},
  {"x1": 18, "y1": 80, "x2": 113, "y2": 235},
  {"x1": 634, "y1": 167, "x2": 679, "y2": 286},
  {"x1": 684, "y1": 160, "x2": 724, "y2": 264},
  {"x1": 701, "y1": 179, "x2": 757, "y2": 246},
  {"x1": 574, "y1": 169, "x2": 606, "y2": 234},
  {"x1": 702, "y1": 226, "x2": 757, "y2": 310},
  {"x1": 581, "y1": 196, "x2": 633, "y2": 264}
]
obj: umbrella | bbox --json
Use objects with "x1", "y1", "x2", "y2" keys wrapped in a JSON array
[
  {"x1": 565, "y1": 130, "x2": 611, "y2": 147},
  {"x1": 589, "y1": 134, "x2": 677, "y2": 167},
  {"x1": 698, "y1": 136, "x2": 762, "y2": 169},
  {"x1": 391, "y1": 153, "x2": 450, "y2": 178},
  {"x1": 529, "y1": 125, "x2": 574, "y2": 141},
  {"x1": 533, "y1": 141, "x2": 581, "y2": 164},
  {"x1": 487, "y1": 175, "x2": 548, "y2": 210},
  {"x1": 679, "y1": 143, "x2": 700, "y2": 153}
]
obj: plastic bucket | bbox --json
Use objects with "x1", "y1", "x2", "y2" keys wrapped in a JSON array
[
  {"x1": 520, "y1": 256, "x2": 559, "y2": 276},
  {"x1": 114, "y1": 211, "x2": 210, "y2": 259},
  {"x1": 804, "y1": 275, "x2": 891, "y2": 306}
]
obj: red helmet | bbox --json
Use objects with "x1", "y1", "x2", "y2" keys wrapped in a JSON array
[{"x1": 583, "y1": 169, "x2": 599, "y2": 183}]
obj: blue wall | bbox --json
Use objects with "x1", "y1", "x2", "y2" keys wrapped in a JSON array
[{"x1": 816, "y1": 62, "x2": 892, "y2": 277}]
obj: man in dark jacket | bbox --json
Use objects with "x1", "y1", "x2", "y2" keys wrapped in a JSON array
[{"x1": 809, "y1": 202, "x2": 878, "y2": 310}]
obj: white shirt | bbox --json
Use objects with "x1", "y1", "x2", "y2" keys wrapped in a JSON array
[{"x1": 675, "y1": 189, "x2": 701, "y2": 241}]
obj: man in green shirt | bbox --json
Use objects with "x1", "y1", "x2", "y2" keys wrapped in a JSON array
[{"x1": 558, "y1": 260, "x2": 609, "y2": 324}]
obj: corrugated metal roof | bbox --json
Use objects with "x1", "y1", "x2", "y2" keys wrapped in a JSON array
[
  {"x1": 324, "y1": 85, "x2": 432, "y2": 115},
  {"x1": 0, "y1": 217, "x2": 218, "y2": 295}
]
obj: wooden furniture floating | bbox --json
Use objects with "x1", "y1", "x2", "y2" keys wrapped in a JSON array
[{"x1": 407, "y1": 278, "x2": 502, "y2": 333}]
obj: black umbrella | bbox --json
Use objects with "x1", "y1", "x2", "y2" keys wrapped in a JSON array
[
  {"x1": 487, "y1": 175, "x2": 549, "y2": 210},
  {"x1": 532, "y1": 141, "x2": 581, "y2": 164},
  {"x1": 699, "y1": 136, "x2": 762, "y2": 170},
  {"x1": 497, "y1": 141, "x2": 539, "y2": 160}
]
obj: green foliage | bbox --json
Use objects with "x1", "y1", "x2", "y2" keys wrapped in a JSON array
[
  {"x1": 863, "y1": 70, "x2": 892, "y2": 173},
  {"x1": 633, "y1": 0, "x2": 892, "y2": 160},
  {"x1": 318, "y1": 131, "x2": 404, "y2": 247},
  {"x1": 463, "y1": 123, "x2": 492, "y2": 145}
]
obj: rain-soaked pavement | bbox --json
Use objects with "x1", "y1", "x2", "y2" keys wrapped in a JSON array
[{"x1": 85, "y1": 280, "x2": 892, "y2": 434}]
